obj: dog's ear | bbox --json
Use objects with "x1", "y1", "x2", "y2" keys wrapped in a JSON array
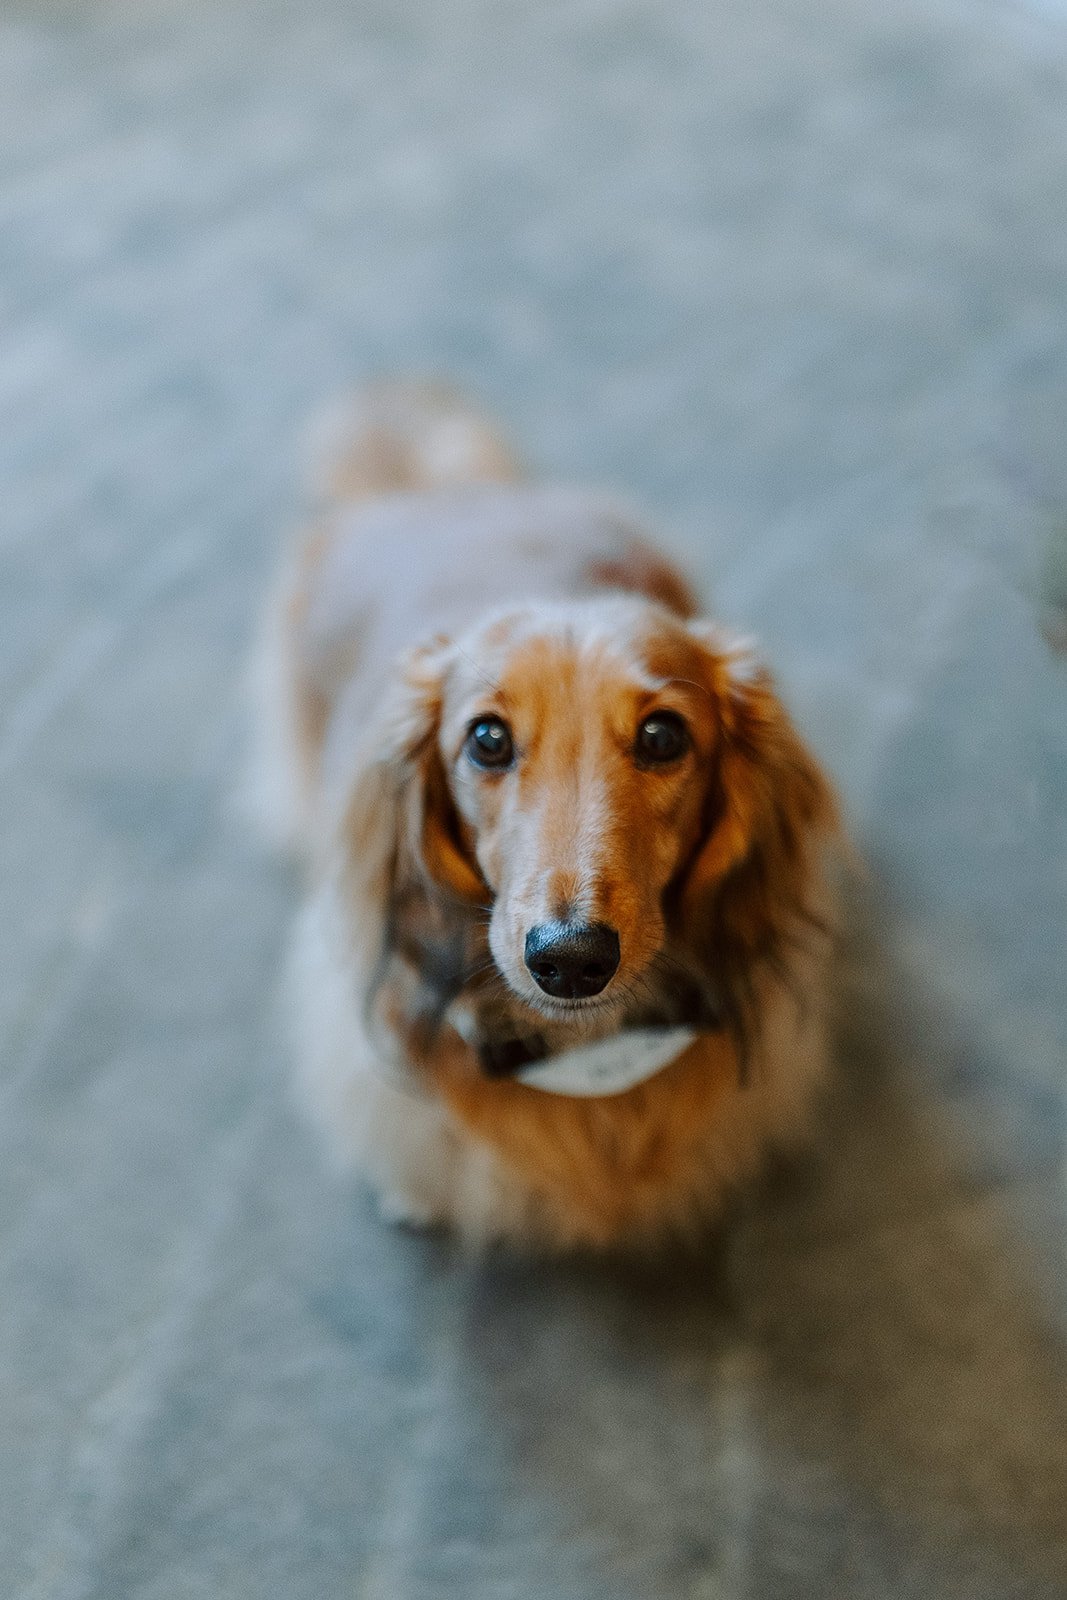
[
  {"x1": 675, "y1": 627, "x2": 839, "y2": 1057},
  {"x1": 339, "y1": 638, "x2": 487, "y2": 1027}
]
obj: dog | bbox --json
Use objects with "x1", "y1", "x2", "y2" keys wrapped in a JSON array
[{"x1": 252, "y1": 382, "x2": 840, "y2": 1251}]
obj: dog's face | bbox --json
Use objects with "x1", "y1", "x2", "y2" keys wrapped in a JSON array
[
  {"x1": 438, "y1": 602, "x2": 719, "y2": 1022},
  {"x1": 345, "y1": 596, "x2": 835, "y2": 1066}
]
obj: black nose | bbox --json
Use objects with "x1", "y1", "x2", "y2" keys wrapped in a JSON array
[{"x1": 523, "y1": 921, "x2": 621, "y2": 999}]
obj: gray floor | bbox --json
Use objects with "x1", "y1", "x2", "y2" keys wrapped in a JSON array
[{"x1": 3, "y1": 0, "x2": 1067, "y2": 1595}]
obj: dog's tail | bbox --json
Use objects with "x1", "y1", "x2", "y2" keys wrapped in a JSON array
[{"x1": 304, "y1": 379, "x2": 523, "y2": 506}]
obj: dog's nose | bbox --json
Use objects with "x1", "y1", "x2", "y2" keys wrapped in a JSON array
[{"x1": 523, "y1": 921, "x2": 621, "y2": 999}]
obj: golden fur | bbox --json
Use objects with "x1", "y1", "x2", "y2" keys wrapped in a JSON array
[{"x1": 253, "y1": 382, "x2": 840, "y2": 1252}]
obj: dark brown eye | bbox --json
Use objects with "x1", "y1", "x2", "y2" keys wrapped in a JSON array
[
  {"x1": 635, "y1": 710, "x2": 690, "y2": 765},
  {"x1": 465, "y1": 718, "x2": 514, "y2": 769}
]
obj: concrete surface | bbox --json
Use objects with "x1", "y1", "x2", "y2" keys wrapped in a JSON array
[{"x1": 2, "y1": 0, "x2": 1066, "y2": 1595}]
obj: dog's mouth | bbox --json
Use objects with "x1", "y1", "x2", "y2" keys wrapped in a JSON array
[
  {"x1": 468, "y1": 958, "x2": 723, "y2": 1079},
  {"x1": 462, "y1": 982, "x2": 622, "y2": 1074},
  {"x1": 523, "y1": 990, "x2": 620, "y2": 1019}
]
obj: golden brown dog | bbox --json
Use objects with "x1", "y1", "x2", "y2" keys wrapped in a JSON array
[{"x1": 253, "y1": 383, "x2": 840, "y2": 1251}]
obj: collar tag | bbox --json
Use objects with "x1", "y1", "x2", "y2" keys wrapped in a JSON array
[{"x1": 515, "y1": 1027, "x2": 696, "y2": 1097}]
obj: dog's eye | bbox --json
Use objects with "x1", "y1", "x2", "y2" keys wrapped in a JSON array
[
  {"x1": 465, "y1": 718, "x2": 514, "y2": 769},
  {"x1": 635, "y1": 711, "x2": 690, "y2": 765}
]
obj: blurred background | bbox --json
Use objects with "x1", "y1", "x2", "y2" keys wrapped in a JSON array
[{"x1": 2, "y1": 0, "x2": 1066, "y2": 1595}]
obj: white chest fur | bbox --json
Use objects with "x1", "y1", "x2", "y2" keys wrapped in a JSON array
[{"x1": 514, "y1": 1027, "x2": 696, "y2": 1097}]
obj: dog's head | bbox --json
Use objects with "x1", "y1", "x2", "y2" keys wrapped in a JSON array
[{"x1": 341, "y1": 596, "x2": 837, "y2": 1072}]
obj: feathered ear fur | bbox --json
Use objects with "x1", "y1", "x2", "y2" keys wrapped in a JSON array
[
  {"x1": 339, "y1": 640, "x2": 488, "y2": 1047},
  {"x1": 674, "y1": 630, "x2": 839, "y2": 1065}
]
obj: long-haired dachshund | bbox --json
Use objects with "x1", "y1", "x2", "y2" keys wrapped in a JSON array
[{"x1": 253, "y1": 383, "x2": 840, "y2": 1251}]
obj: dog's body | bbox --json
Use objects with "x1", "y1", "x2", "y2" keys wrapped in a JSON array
[{"x1": 255, "y1": 385, "x2": 839, "y2": 1251}]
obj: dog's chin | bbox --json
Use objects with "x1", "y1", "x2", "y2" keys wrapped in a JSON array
[
  {"x1": 498, "y1": 975, "x2": 634, "y2": 1039},
  {"x1": 527, "y1": 993, "x2": 623, "y2": 1027}
]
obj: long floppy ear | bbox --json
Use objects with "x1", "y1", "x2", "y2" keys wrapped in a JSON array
[
  {"x1": 676, "y1": 629, "x2": 839, "y2": 1063},
  {"x1": 338, "y1": 638, "x2": 488, "y2": 1042}
]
